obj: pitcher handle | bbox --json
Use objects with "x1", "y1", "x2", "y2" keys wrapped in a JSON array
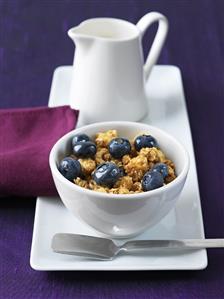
[{"x1": 136, "y1": 12, "x2": 169, "y2": 81}]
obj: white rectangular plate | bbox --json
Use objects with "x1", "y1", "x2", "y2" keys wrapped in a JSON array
[{"x1": 30, "y1": 65, "x2": 207, "y2": 271}]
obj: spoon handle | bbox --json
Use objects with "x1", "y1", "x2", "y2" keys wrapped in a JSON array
[{"x1": 122, "y1": 239, "x2": 224, "y2": 252}]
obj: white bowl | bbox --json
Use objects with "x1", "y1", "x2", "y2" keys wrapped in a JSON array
[{"x1": 49, "y1": 121, "x2": 189, "y2": 238}]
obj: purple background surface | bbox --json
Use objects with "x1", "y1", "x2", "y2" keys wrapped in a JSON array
[{"x1": 0, "y1": 0, "x2": 224, "y2": 298}]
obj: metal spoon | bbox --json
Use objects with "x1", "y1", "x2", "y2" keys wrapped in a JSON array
[{"x1": 51, "y1": 233, "x2": 224, "y2": 261}]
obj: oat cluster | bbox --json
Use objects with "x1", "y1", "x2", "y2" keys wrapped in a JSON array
[{"x1": 72, "y1": 130, "x2": 176, "y2": 194}]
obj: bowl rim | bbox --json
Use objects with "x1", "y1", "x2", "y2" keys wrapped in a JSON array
[{"x1": 49, "y1": 121, "x2": 190, "y2": 200}]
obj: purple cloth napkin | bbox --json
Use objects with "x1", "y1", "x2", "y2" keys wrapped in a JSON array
[{"x1": 0, "y1": 105, "x2": 78, "y2": 197}]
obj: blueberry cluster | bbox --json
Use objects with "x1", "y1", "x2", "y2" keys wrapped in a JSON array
[
  {"x1": 72, "y1": 134, "x2": 97, "y2": 158},
  {"x1": 58, "y1": 132, "x2": 169, "y2": 192},
  {"x1": 59, "y1": 133, "x2": 132, "y2": 188},
  {"x1": 58, "y1": 133, "x2": 97, "y2": 181},
  {"x1": 91, "y1": 136, "x2": 132, "y2": 187}
]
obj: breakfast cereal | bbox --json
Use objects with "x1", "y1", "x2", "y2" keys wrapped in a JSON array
[{"x1": 58, "y1": 129, "x2": 177, "y2": 194}]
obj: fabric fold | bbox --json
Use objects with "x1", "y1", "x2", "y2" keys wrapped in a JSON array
[{"x1": 0, "y1": 105, "x2": 78, "y2": 197}]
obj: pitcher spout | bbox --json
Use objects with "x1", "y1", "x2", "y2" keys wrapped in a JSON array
[{"x1": 68, "y1": 26, "x2": 95, "y2": 49}]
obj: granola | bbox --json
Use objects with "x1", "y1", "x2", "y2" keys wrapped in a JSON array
[{"x1": 59, "y1": 129, "x2": 177, "y2": 194}]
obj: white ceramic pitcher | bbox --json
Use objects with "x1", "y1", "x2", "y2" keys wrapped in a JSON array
[{"x1": 68, "y1": 12, "x2": 168, "y2": 124}]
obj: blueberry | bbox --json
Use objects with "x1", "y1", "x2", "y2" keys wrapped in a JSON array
[
  {"x1": 73, "y1": 141, "x2": 96, "y2": 158},
  {"x1": 72, "y1": 133, "x2": 90, "y2": 147},
  {"x1": 152, "y1": 163, "x2": 169, "y2": 178},
  {"x1": 142, "y1": 170, "x2": 164, "y2": 191},
  {"x1": 58, "y1": 157, "x2": 82, "y2": 181},
  {"x1": 92, "y1": 162, "x2": 122, "y2": 188},
  {"x1": 134, "y1": 134, "x2": 158, "y2": 151},
  {"x1": 108, "y1": 138, "x2": 131, "y2": 158},
  {"x1": 119, "y1": 166, "x2": 126, "y2": 177}
]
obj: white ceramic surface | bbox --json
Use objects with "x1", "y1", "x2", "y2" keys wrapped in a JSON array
[
  {"x1": 68, "y1": 13, "x2": 168, "y2": 124},
  {"x1": 30, "y1": 65, "x2": 207, "y2": 271},
  {"x1": 49, "y1": 122, "x2": 189, "y2": 238}
]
